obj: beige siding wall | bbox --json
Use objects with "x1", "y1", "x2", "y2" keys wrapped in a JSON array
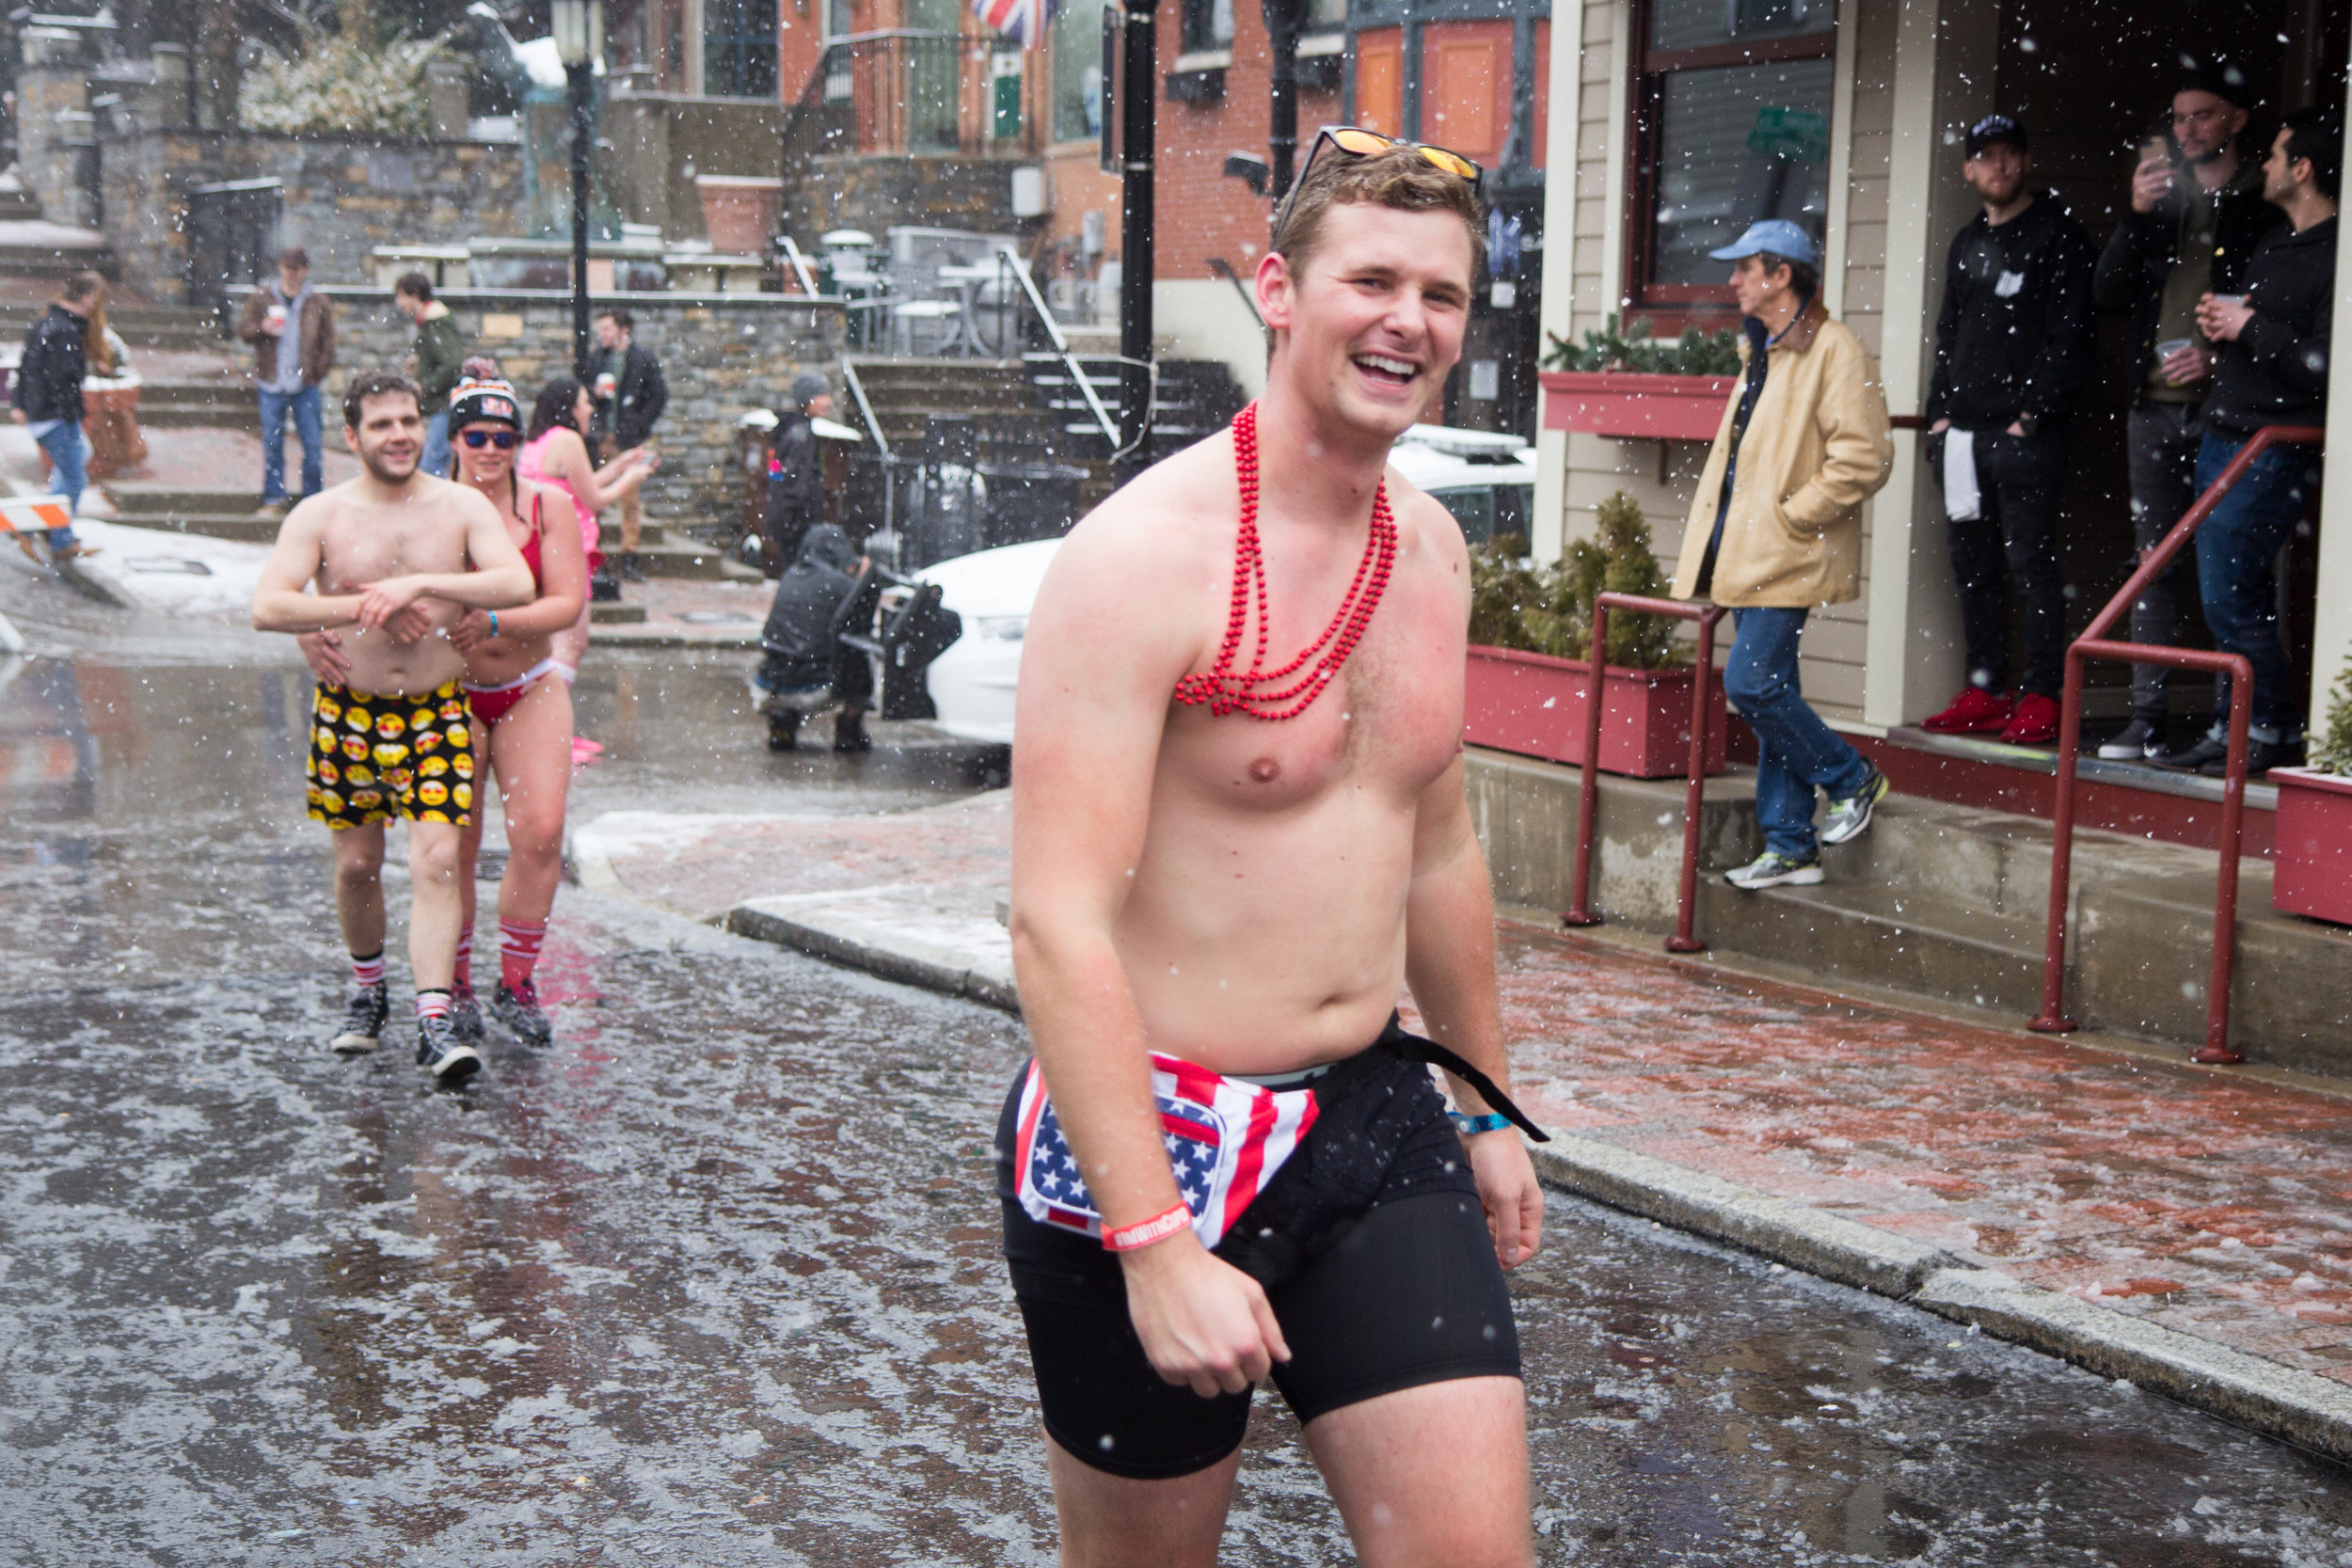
[{"x1": 1543, "y1": 0, "x2": 1905, "y2": 726}]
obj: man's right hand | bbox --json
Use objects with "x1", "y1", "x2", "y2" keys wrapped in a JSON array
[
  {"x1": 2130, "y1": 156, "x2": 2176, "y2": 215},
  {"x1": 295, "y1": 628, "x2": 351, "y2": 685},
  {"x1": 1120, "y1": 1233, "x2": 1291, "y2": 1397}
]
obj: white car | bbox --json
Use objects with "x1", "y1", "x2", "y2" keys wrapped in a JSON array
[{"x1": 914, "y1": 425, "x2": 1534, "y2": 745}]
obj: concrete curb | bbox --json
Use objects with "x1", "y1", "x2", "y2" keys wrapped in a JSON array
[
  {"x1": 724, "y1": 896, "x2": 1020, "y2": 1013},
  {"x1": 1528, "y1": 1133, "x2": 1962, "y2": 1299},
  {"x1": 712, "y1": 889, "x2": 2352, "y2": 1465}
]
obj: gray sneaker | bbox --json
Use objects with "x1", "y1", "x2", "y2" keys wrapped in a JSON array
[
  {"x1": 1820, "y1": 768, "x2": 1890, "y2": 847},
  {"x1": 2095, "y1": 719, "x2": 2163, "y2": 761},
  {"x1": 1725, "y1": 850, "x2": 1825, "y2": 890}
]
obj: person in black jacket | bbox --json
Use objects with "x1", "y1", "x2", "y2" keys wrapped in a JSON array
[
  {"x1": 8, "y1": 270, "x2": 103, "y2": 560},
  {"x1": 590, "y1": 309, "x2": 667, "y2": 581},
  {"x1": 2152, "y1": 106, "x2": 2339, "y2": 777},
  {"x1": 1918, "y1": 116, "x2": 2095, "y2": 747},
  {"x1": 2090, "y1": 60, "x2": 2283, "y2": 761},
  {"x1": 755, "y1": 524, "x2": 878, "y2": 752},
  {"x1": 762, "y1": 371, "x2": 834, "y2": 578}
]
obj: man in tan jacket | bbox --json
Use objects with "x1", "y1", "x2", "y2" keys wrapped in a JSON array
[{"x1": 1669, "y1": 221, "x2": 1894, "y2": 889}]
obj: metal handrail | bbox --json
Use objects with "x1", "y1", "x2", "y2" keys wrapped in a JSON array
[
  {"x1": 994, "y1": 243, "x2": 1122, "y2": 452},
  {"x1": 2028, "y1": 422, "x2": 2325, "y2": 1064},
  {"x1": 1560, "y1": 593, "x2": 1726, "y2": 953},
  {"x1": 777, "y1": 234, "x2": 819, "y2": 296}
]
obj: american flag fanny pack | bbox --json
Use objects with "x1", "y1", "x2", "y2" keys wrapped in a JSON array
[{"x1": 1012, "y1": 1054, "x2": 1320, "y2": 1248}]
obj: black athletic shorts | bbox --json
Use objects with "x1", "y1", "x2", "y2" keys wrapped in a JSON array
[{"x1": 995, "y1": 1019, "x2": 1522, "y2": 1480}]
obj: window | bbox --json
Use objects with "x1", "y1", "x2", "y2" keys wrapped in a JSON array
[
  {"x1": 1420, "y1": 22, "x2": 1512, "y2": 165},
  {"x1": 1181, "y1": 0, "x2": 1233, "y2": 55},
  {"x1": 1629, "y1": 0, "x2": 1835, "y2": 309},
  {"x1": 705, "y1": 0, "x2": 780, "y2": 98},
  {"x1": 1304, "y1": 0, "x2": 1343, "y2": 31},
  {"x1": 1054, "y1": 0, "x2": 1106, "y2": 142}
]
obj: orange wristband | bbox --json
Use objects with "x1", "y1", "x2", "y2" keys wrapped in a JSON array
[{"x1": 1103, "y1": 1201, "x2": 1192, "y2": 1253}]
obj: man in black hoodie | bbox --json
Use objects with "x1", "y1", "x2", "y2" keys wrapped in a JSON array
[
  {"x1": 761, "y1": 371, "x2": 833, "y2": 579},
  {"x1": 2153, "y1": 105, "x2": 2339, "y2": 777},
  {"x1": 8, "y1": 270, "x2": 103, "y2": 560},
  {"x1": 1919, "y1": 116, "x2": 2095, "y2": 747},
  {"x1": 2091, "y1": 60, "x2": 2282, "y2": 761}
]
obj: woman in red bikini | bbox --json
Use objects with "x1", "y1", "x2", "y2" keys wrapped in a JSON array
[
  {"x1": 298, "y1": 378, "x2": 587, "y2": 1046},
  {"x1": 445, "y1": 378, "x2": 589, "y2": 1044}
]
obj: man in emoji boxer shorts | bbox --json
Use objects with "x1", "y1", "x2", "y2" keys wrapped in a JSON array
[{"x1": 253, "y1": 371, "x2": 534, "y2": 1082}]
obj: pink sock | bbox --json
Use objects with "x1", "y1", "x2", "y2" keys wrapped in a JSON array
[
  {"x1": 351, "y1": 951, "x2": 385, "y2": 990},
  {"x1": 453, "y1": 926, "x2": 474, "y2": 995},
  {"x1": 415, "y1": 990, "x2": 452, "y2": 1023},
  {"x1": 500, "y1": 919, "x2": 548, "y2": 991}
]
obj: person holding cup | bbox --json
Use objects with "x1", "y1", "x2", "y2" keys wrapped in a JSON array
[
  {"x1": 2152, "y1": 105, "x2": 2341, "y2": 778},
  {"x1": 2090, "y1": 58, "x2": 2281, "y2": 762},
  {"x1": 236, "y1": 245, "x2": 337, "y2": 519}
]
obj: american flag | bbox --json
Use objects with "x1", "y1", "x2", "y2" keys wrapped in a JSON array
[
  {"x1": 973, "y1": 0, "x2": 1051, "y2": 48},
  {"x1": 1013, "y1": 1055, "x2": 1320, "y2": 1246}
]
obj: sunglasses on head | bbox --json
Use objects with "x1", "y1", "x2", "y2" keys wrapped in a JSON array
[
  {"x1": 462, "y1": 429, "x2": 519, "y2": 449},
  {"x1": 1272, "y1": 126, "x2": 1484, "y2": 235}
]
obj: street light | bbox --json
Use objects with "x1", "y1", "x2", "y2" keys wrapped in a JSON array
[{"x1": 550, "y1": 0, "x2": 604, "y2": 377}]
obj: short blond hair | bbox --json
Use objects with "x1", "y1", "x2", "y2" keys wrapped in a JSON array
[{"x1": 1270, "y1": 141, "x2": 1486, "y2": 282}]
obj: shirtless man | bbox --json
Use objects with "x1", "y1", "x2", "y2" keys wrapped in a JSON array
[
  {"x1": 251, "y1": 371, "x2": 534, "y2": 1083},
  {"x1": 1001, "y1": 133, "x2": 1545, "y2": 1567}
]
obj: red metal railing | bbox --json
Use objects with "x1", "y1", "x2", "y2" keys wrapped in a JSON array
[
  {"x1": 2028, "y1": 423, "x2": 2324, "y2": 1065},
  {"x1": 1562, "y1": 593, "x2": 1725, "y2": 952}
]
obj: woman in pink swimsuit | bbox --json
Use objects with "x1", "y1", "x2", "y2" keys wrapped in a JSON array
[{"x1": 519, "y1": 376, "x2": 656, "y2": 679}]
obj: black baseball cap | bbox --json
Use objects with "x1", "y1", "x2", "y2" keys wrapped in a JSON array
[
  {"x1": 1965, "y1": 114, "x2": 2028, "y2": 157},
  {"x1": 2178, "y1": 54, "x2": 2252, "y2": 110}
]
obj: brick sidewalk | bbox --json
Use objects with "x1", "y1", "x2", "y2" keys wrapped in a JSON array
[{"x1": 576, "y1": 787, "x2": 2352, "y2": 1398}]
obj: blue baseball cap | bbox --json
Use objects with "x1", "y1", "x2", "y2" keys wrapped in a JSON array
[{"x1": 1708, "y1": 219, "x2": 1821, "y2": 268}]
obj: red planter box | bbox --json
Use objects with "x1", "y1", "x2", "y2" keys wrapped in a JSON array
[
  {"x1": 1465, "y1": 644, "x2": 1729, "y2": 779},
  {"x1": 2270, "y1": 766, "x2": 2352, "y2": 925},
  {"x1": 1539, "y1": 371, "x2": 1735, "y2": 442}
]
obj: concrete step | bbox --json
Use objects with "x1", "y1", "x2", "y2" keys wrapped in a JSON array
[
  {"x1": 631, "y1": 538, "x2": 723, "y2": 579},
  {"x1": 0, "y1": 241, "x2": 118, "y2": 279},
  {"x1": 107, "y1": 485, "x2": 254, "y2": 516},
  {"x1": 1463, "y1": 747, "x2": 2352, "y2": 1076},
  {"x1": 589, "y1": 601, "x2": 646, "y2": 624}
]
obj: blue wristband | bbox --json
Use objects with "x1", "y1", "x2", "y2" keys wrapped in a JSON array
[
  {"x1": 1450, "y1": 1111, "x2": 1514, "y2": 1137},
  {"x1": 487, "y1": 610, "x2": 499, "y2": 638}
]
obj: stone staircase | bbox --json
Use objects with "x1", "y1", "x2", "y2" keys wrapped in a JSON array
[{"x1": 1466, "y1": 748, "x2": 2352, "y2": 1078}]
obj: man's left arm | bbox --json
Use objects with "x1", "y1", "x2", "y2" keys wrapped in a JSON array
[
  {"x1": 1404, "y1": 751, "x2": 1544, "y2": 1268},
  {"x1": 638, "y1": 351, "x2": 667, "y2": 427},
  {"x1": 1783, "y1": 334, "x2": 1896, "y2": 533}
]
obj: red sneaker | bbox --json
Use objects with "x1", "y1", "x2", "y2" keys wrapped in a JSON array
[
  {"x1": 2001, "y1": 692, "x2": 2060, "y2": 746},
  {"x1": 1921, "y1": 687, "x2": 2013, "y2": 734}
]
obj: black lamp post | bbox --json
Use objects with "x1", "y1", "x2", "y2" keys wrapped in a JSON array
[
  {"x1": 551, "y1": 0, "x2": 604, "y2": 378},
  {"x1": 1115, "y1": 0, "x2": 1158, "y2": 483}
]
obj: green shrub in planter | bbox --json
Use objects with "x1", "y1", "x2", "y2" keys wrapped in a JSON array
[
  {"x1": 1542, "y1": 312, "x2": 1742, "y2": 376},
  {"x1": 1467, "y1": 492, "x2": 1684, "y2": 669},
  {"x1": 2310, "y1": 658, "x2": 2352, "y2": 776}
]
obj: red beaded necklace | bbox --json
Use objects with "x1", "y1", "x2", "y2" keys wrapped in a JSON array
[{"x1": 1173, "y1": 402, "x2": 1398, "y2": 722}]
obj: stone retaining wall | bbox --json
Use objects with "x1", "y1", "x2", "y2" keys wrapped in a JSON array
[{"x1": 279, "y1": 287, "x2": 847, "y2": 528}]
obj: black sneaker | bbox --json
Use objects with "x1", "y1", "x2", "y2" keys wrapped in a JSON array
[
  {"x1": 450, "y1": 989, "x2": 485, "y2": 1042},
  {"x1": 833, "y1": 711, "x2": 871, "y2": 752},
  {"x1": 415, "y1": 1011, "x2": 482, "y2": 1081},
  {"x1": 329, "y1": 983, "x2": 389, "y2": 1055},
  {"x1": 2201, "y1": 735, "x2": 2302, "y2": 778},
  {"x1": 2094, "y1": 719, "x2": 2165, "y2": 762},
  {"x1": 489, "y1": 980, "x2": 553, "y2": 1047},
  {"x1": 2153, "y1": 734, "x2": 2227, "y2": 771}
]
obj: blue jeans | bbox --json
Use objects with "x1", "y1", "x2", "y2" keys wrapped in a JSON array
[
  {"x1": 259, "y1": 383, "x2": 324, "y2": 504},
  {"x1": 1725, "y1": 607, "x2": 1872, "y2": 861},
  {"x1": 2193, "y1": 432, "x2": 2321, "y2": 737},
  {"x1": 421, "y1": 410, "x2": 452, "y2": 479},
  {"x1": 34, "y1": 420, "x2": 86, "y2": 548}
]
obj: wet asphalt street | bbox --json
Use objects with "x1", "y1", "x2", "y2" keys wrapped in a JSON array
[{"x1": 6, "y1": 581, "x2": 2352, "y2": 1566}]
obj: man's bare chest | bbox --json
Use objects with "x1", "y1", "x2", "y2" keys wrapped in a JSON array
[{"x1": 319, "y1": 510, "x2": 465, "y2": 593}]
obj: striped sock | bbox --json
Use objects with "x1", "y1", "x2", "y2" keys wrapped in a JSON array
[
  {"x1": 499, "y1": 919, "x2": 548, "y2": 991},
  {"x1": 453, "y1": 926, "x2": 474, "y2": 995},
  {"x1": 415, "y1": 989, "x2": 452, "y2": 1024},
  {"x1": 351, "y1": 950, "x2": 385, "y2": 990}
]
